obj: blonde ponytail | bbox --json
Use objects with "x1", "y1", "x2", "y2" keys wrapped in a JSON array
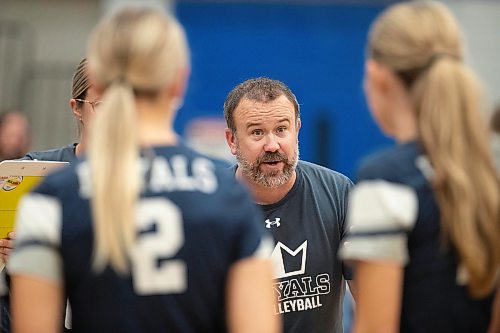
[
  {"x1": 86, "y1": 8, "x2": 188, "y2": 274},
  {"x1": 89, "y1": 80, "x2": 140, "y2": 273},
  {"x1": 412, "y1": 58, "x2": 500, "y2": 297},
  {"x1": 368, "y1": 0, "x2": 500, "y2": 297}
]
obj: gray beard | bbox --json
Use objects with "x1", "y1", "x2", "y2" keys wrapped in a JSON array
[{"x1": 236, "y1": 145, "x2": 299, "y2": 188}]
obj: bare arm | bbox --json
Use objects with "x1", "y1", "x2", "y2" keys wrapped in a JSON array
[
  {"x1": 11, "y1": 274, "x2": 63, "y2": 333},
  {"x1": 352, "y1": 260, "x2": 403, "y2": 333},
  {"x1": 226, "y1": 258, "x2": 281, "y2": 333},
  {"x1": 488, "y1": 283, "x2": 500, "y2": 333}
]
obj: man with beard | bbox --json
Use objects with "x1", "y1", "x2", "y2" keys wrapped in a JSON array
[{"x1": 223, "y1": 77, "x2": 354, "y2": 333}]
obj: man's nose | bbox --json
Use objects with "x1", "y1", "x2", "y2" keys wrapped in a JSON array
[{"x1": 263, "y1": 134, "x2": 280, "y2": 152}]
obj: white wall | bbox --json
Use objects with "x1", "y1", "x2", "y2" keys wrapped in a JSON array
[
  {"x1": 0, "y1": 0, "x2": 101, "y2": 149},
  {"x1": 443, "y1": 0, "x2": 500, "y2": 105},
  {"x1": 0, "y1": 0, "x2": 100, "y2": 64},
  {"x1": 0, "y1": 0, "x2": 171, "y2": 150}
]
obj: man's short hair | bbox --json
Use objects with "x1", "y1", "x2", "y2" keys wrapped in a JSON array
[{"x1": 224, "y1": 77, "x2": 300, "y2": 133}]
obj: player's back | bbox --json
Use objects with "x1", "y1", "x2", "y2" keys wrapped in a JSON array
[
  {"x1": 356, "y1": 141, "x2": 494, "y2": 333},
  {"x1": 11, "y1": 144, "x2": 268, "y2": 333}
]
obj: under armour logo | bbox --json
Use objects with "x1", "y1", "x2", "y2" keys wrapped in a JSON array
[{"x1": 265, "y1": 218, "x2": 281, "y2": 228}]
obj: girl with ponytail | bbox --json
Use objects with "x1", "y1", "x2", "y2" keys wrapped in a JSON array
[
  {"x1": 9, "y1": 7, "x2": 278, "y2": 333},
  {"x1": 340, "y1": 1, "x2": 500, "y2": 332}
]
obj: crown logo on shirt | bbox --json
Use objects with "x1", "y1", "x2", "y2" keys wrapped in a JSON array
[{"x1": 271, "y1": 240, "x2": 308, "y2": 279}]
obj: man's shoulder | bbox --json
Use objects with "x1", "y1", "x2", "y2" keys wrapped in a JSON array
[{"x1": 297, "y1": 160, "x2": 353, "y2": 187}]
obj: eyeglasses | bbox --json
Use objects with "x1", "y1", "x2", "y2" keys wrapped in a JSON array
[{"x1": 75, "y1": 99, "x2": 103, "y2": 112}]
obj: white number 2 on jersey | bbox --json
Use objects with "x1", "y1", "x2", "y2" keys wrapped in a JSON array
[{"x1": 131, "y1": 197, "x2": 186, "y2": 295}]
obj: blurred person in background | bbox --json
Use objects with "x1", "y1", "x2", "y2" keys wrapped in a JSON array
[
  {"x1": 1, "y1": 58, "x2": 99, "y2": 263},
  {"x1": 22, "y1": 57, "x2": 99, "y2": 163},
  {"x1": 340, "y1": 1, "x2": 500, "y2": 333},
  {"x1": 9, "y1": 7, "x2": 278, "y2": 333},
  {"x1": 0, "y1": 111, "x2": 30, "y2": 162},
  {"x1": 0, "y1": 58, "x2": 100, "y2": 333}
]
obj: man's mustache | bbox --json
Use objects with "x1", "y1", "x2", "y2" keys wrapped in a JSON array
[{"x1": 256, "y1": 151, "x2": 288, "y2": 164}]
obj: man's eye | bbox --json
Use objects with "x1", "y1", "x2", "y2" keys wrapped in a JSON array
[{"x1": 252, "y1": 130, "x2": 263, "y2": 136}]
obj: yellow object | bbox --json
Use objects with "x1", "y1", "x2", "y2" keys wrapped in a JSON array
[
  {"x1": 0, "y1": 161, "x2": 69, "y2": 239},
  {"x1": 0, "y1": 176, "x2": 44, "y2": 238}
]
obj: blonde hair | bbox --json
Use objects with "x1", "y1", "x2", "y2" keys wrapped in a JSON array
[
  {"x1": 369, "y1": 1, "x2": 500, "y2": 297},
  {"x1": 87, "y1": 7, "x2": 189, "y2": 273}
]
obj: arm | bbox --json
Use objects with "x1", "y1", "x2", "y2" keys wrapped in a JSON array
[
  {"x1": 488, "y1": 283, "x2": 500, "y2": 333},
  {"x1": 226, "y1": 258, "x2": 281, "y2": 333},
  {"x1": 11, "y1": 274, "x2": 63, "y2": 333},
  {"x1": 352, "y1": 260, "x2": 403, "y2": 333},
  {"x1": 8, "y1": 193, "x2": 65, "y2": 332}
]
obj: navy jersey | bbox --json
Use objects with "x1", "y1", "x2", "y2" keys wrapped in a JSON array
[
  {"x1": 255, "y1": 161, "x2": 352, "y2": 333},
  {"x1": 9, "y1": 144, "x2": 271, "y2": 333},
  {"x1": 340, "y1": 141, "x2": 494, "y2": 333}
]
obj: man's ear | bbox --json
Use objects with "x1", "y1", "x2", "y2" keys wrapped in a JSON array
[
  {"x1": 70, "y1": 99, "x2": 82, "y2": 122},
  {"x1": 296, "y1": 118, "x2": 301, "y2": 140},
  {"x1": 225, "y1": 128, "x2": 238, "y2": 156}
]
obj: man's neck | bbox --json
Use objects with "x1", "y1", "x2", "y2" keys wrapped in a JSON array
[{"x1": 235, "y1": 167, "x2": 297, "y2": 205}]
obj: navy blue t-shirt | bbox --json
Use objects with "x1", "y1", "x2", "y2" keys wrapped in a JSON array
[
  {"x1": 341, "y1": 141, "x2": 494, "y2": 333},
  {"x1": 9, "y1": 144, "x2": 271, "y2": 333},
  {"x1": 239, "y1": 161, "x2": 353, "y2": 333}
]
